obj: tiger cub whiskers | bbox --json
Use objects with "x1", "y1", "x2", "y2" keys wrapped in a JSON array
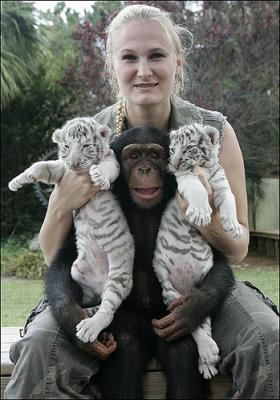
[{"x1": 8, "y1": 117, "x2": 134, "y2": 344}]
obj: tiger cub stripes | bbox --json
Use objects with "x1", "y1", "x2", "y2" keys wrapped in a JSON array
[
  {"x1": 8, "y1": 117, "x2": 134, "y2": 344},
  {"x1": 153, "y1": 123, "x2": 239, "y2": 379},
  {"x1": 169, "y1": 123, "x2": 243, "y2": 239}
]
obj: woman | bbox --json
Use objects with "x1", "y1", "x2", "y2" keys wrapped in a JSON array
[{"x1": 5, "y1": 4, "x2": 279, "y2": 399}]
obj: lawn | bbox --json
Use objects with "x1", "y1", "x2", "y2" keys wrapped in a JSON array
[
  {"x1": 1, "y1": 278, "x2": 44, "y2": 326},
  {"x1": 233, "y1": 266, "x2": 279, "y2": 307},
  {"x1": 1, "y1": 264, "x2": 279, "y2": 327}
]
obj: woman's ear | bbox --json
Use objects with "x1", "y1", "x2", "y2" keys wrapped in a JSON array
[{"x1": 176, "y1": 50, "x2": 185, "y2": 67}]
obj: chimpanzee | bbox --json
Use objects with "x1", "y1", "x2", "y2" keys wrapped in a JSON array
[{"x1": 46, "y1": 126, "x2": 234, "y2": 399}]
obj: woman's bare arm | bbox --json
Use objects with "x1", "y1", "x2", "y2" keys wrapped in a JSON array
[
  {"x1": 39, "y1": 169, "x2": 101, "y2": 266},
  {"x1": 177, "y1": 120, "x2": 249, "y2": 264}
]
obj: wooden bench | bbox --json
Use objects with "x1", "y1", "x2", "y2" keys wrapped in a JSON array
[{"x1": 1, "y1": 327, "x2": 231, "y2": 399}]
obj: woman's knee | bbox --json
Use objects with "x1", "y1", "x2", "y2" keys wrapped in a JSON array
[{"x1": 10, "y1": 325, "x2": 59, "y2": 365}]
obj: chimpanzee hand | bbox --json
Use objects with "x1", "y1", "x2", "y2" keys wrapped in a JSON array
[
  {"x1": 79, "y1": 331, "x2": 117, "y2": 360},
  {"x1": 152, "y1": 288, "x2": 214, "y2": 342},
  {"x1": 152, "y1": 294, "x2": 195, "y2": 342}
]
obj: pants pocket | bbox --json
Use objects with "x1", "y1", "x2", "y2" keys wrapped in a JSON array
[{"x1": 23, "y1": 297, "x2": 48, "y2": 336}]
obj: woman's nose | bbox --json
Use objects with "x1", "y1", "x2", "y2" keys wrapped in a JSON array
[{"x1": 137, "y1": 59, "x2": 152, "y2": 78}]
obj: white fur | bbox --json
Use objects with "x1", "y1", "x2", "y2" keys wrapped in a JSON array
[
  {"x1": 9, "y1": 117, "x2": 134, "y2": 343},
  {"x1": 153, "y1": 123, "x2": 241, "y2": 379}
]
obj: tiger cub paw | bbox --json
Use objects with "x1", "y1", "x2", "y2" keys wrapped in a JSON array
[
  {"x1": 8, "y1": 178, "x2": 22, "y2": 191},
  {"x1": 220, "y1": 215, "x2": 243, "y2": 239},
  {"x1": 89, "y1": 165, "x2": 110, "y2": 190},
  {"x1": 185, "y1": 205, "x2": 212, "y2": 226},
  {"x1": 76, "y1": 318, "x2": 100, "y2": 343},
  {"x1": 8, "y1": 172, "x2": 37, "y2": 191}
]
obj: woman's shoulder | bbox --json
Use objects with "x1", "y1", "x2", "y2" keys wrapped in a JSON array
[
  {"x1": 93, "y1": 103, "x2": 118, "y2": 131},
  {"x1": 171, "y1": 95, "x2": 227, "y2": 144}
]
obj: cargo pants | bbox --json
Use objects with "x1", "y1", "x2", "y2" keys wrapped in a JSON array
[{"x1": 4, "y1": 281, "x2": 279, "y2": 399}]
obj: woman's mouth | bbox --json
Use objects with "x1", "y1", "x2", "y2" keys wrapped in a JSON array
[{"x1": 134, "y1": 83, "x2": 159, "y2": 89}]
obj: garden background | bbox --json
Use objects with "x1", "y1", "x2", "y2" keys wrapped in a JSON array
[{"x1": 1, "y1": 1, "x2": 279, "y2": 326}]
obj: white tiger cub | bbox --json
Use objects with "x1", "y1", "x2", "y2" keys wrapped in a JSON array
[
  {"x1": 153, "y1": 123, "x2": 242, "y2": 379},
  {"x1": 8, "y1": 117, "x2": 134, "y2": 344},
  {"x1": 169, "y1": 123, "x2": 243, "y2": 239}
]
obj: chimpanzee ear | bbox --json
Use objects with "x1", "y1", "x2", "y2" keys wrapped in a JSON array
[
  {"x1": 52, "y1": 129, "x2": 64, "y2": 144},
  {"x1": 99, "y1": 125, "x2": 111, "y2": 138},
  {"x1": 204, "y1": 126, "x2": 219, "y2": 145}
]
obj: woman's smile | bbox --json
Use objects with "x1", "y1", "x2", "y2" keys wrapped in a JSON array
[
  {"x1": 111, "y1": 20, "x2": 183, "y2": 108},
  {"x1": 133, "y1": 82, "x2": 159, "y2": 89}
]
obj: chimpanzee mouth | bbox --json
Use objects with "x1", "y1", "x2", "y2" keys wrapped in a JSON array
[{"x1": 133, "y1": 187, "x2": 161, "y2": 199}]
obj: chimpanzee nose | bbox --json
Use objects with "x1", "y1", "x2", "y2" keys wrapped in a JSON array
[{"x1": 139, "y1": 166, "x2": 151, "y2": 175}]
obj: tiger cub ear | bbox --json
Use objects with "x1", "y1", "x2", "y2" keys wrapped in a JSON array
[
  {"x1": 99, "y1": 125, "x2": 111, "y2": 138},
  {"x1": 203, "y1": 126, "x2": 219, "y2": 145},
  {"x1": 52, "y1": 129, "x2": 64, "y2": 144}
]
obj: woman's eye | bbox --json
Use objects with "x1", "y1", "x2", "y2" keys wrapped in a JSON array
[
  {"x1": 122, "y1": 54, "x2": 137, "y2": 61},
  {"x1": 150, "y1": 53, "x2": 165, "y2": 59},
  {"x1": 129, "y1": 152, "x2": 138, "y2": 160}
]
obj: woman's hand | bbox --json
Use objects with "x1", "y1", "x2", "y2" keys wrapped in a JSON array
[
  {"x1": 175, "y1": 164, "x2": 249, "y2": 264},
  {"x1": 50, "y1": 169, "x2": 102, "y2": 215},
  {"x1": 39, "y1": 169, "x2": 103, "y2": 265}
]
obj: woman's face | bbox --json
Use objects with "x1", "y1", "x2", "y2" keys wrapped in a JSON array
[{"x1": 111, "y1": 20, "x2": 183, "y2": 107}]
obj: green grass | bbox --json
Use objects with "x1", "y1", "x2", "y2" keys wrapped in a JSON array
[
  {"x1": 233, "y1": 266, "x2": 279, "y2": 307},
  {"x1": 1, "y1": 278, "x2": 44, "y2": 326},
  {"x1": 1, "y1": 266, "x2": 279, "y2": 326}
]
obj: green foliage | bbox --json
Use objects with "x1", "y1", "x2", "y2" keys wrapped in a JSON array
[
  {"x1": 36, "y1": 2, "x2": 80, "y2": 85},
  {"x1": 182, "y1": 1, "x2": 279, "y2": 178},
  {"x1": 1, "y1": 1, "x2": 42, "y2": 109},
  {"x1": 12, "y1": 251, "x2": 46, "y2": 279},
  {"x1": 2, "y1": 238, "x2": 46, "y2": 279},
  {"x1": 1, "y1": 1, "x2": 279, "y2": 237}
]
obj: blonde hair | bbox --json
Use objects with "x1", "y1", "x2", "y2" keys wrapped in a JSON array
[
  {"x1": 104, "y1": 4, "x2": 193, "y2": 133},
  {"x1": 105, "y1": 4, "x2": 193, "y2": 95}
]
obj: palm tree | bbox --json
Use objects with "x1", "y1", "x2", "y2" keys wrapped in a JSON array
[{"x1": 1, "y1": 1, "x2": 41, "y2": 109}]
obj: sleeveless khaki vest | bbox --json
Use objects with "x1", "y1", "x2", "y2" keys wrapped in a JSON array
[{"x1": 94, "y1": 94, "x2": 227, "y2": 146}]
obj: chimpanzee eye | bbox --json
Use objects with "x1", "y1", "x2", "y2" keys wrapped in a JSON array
[
  {"x1": 151, "y1": 152, "x2": 160, "y2": 159},
  {"x1": 129, "y1": 152, "x2": 138, "y2": 160}
]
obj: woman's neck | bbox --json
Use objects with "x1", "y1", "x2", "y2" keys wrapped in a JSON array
[{"x1": 126, "y1": 99, "x2": 171, "y2": 134}]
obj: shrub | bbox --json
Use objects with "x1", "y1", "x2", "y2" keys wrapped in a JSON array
[{"x1": 2, "y1": 249, "x2": 46, "y2": 279}]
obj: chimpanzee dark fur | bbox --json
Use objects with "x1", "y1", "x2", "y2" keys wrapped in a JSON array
[{"x1": 45, "y1": 126, "x2": 235, "y2": 399}]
